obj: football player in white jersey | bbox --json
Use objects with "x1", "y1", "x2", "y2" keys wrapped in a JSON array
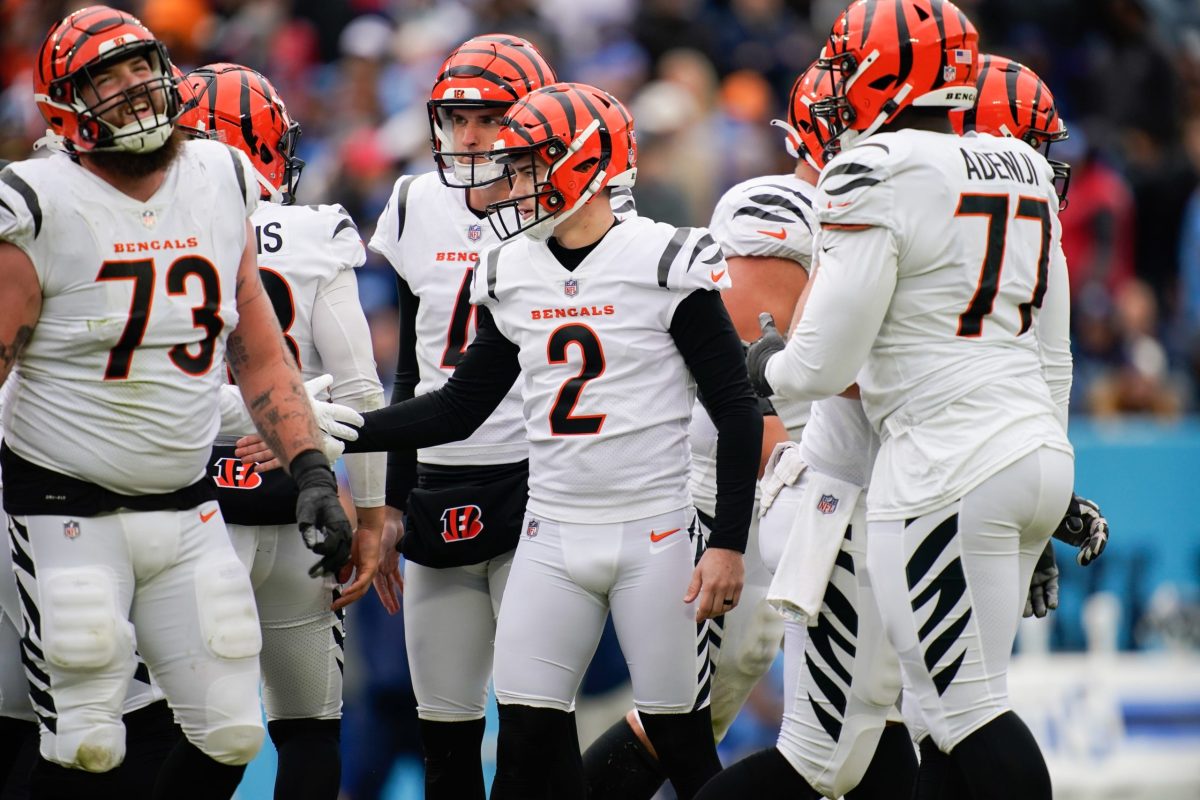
[
  {"x1": 0, "y1": 7, "x2": 352, "y2": 798},
  {"x1": 1, "y1": 337, "x2": 182, "y2": 799},
  {"x1": 738, "y1": 2, "x2": 1073, "y2": 799},
  {"x1": 582, "y1": 63, "x2": 825, "y2": 799},
  {"x1": 177, "y1": 63, "x2": 386, "y2": 800},
  {"x1": 365, "y1": 36, "x2": 558, "y2": 799},
  {"x1": 340, "y1": 82, "x2": 762, "y2": 799}
]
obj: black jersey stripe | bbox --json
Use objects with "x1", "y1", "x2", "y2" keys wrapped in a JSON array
[
  {"x1": 332, "y1": 217, "x2": 355, "y2": 239},
  {"x1": 747, "y1": 193, "x2": 811, "y2": 221},
  {"x1": 657, "y1": 227, "x2": 691, "y2": 288},
  {"x1": 0, "y1": 169, "x2": 42, "y2": 237},
  {"x1": 822, "y1": 177, "x2": 882, "y2": 196},
  {"x1": 394, "y1": 175, "x2": 414, "y2": 241},
  {"x1": 824, "y1": 162, "x2": 874, "y2": 178},
  {"x1": 226, "y1": 147, "x2": 248, "y2": 208},
  {"x1": 684, "y1": 232, "x2": 718, "y2": 272},
  {"x1": 732, "y1": 207, "x2": 792, "y2": 224}
]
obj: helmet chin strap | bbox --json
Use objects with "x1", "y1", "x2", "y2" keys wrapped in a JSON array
[
  {"x1": 522, "y1": 168, "x2": 608, "y2": 242},
  {"x1": 770, "y1": 119, "x2": 801, "y2": 159},
  {"x1": 252, "y1": 167, "x2": 283, "y2": 203},
  {"x1": 101, "y1": 114, "x2": 175, "y2": 153},
  {"x1": 452, "y1": 158, "x2": 506, "y2": 186}
]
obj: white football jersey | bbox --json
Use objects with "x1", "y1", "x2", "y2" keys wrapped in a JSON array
[
  {"x1": 472, "y1": 217, "x2": 731, "y2": 523},
  {"x1": 689, "y1": 173, "x2": 819, "y2": 514},
  {"x1": 370, "y1": 172, "x2": 526, "y2": 466},
  {"x1": 815, "y1": 128, "x2": 1072, "y2": 518},
  {"x1": 0, "y1": 142, "x2": 258, "y2": 494},
  {"x1": 250, "y1": 202, "x2": 365, "y2": 382}
]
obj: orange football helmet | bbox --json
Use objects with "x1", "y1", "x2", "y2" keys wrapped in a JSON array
[
  {"x1": 181, "y1": 63, "x2": 303, "y2": 203},
  {"x1": 951, "y1": 54, "x2": 1071, "y2": 207},
  {"x1": 34, "y1": 5, "x2": 181, "y2": 154},
  {"x1": 429, "y1": 34, "x2": 557, "y2": 188},
  {"x1": 774, "y1": 61, "x2": 839, "y2": 170},
  {"x1": 813, "y1": 0, "x2": 979, "y2": 150},
  {"x1": 485, "y1": 82, "x2": 637, "y2": 241}
]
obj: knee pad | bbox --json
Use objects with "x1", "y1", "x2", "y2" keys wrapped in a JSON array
[
  {"x1": 42, "y1": 567, "x2": 131, "y2": 670},
  {"x1": 72, "y1": 725, "x2": 127, "y2": 773},
  {"x1": 201, "y1": 723, "x2": 264, "y2": 766},
  {"x1": 194, "y1": 558, "x2": 261, "y2": 660}
]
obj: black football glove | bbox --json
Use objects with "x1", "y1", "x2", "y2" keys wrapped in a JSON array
[
  {"x1": 745, "y1": 312, "x2": 785, "y2": 398},
  {"x1": 291, "y1": 449, "x2": 353, "y2": 578},
  {"x1": 1052, "y1": 493, "x2": 1109, "y2": 566},
  {"x1": 1024, "y1": 540, "x2": 1060, "y2": 619}
]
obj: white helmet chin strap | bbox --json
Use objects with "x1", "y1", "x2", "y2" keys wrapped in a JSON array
[
  {"x1": 452, "y1": 158, "x2": 506, "y2": 186},
  {"x1": 101, "y1": 114, "x2": 175, "y2": 153}
]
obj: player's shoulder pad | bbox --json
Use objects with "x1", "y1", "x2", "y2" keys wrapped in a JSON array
[
  {"x1": 710, "y1": 175, "x2": 817, "y2": 269},
  {"x1": 471, "y1": 236, "x2": 524, "y2": 307},
  {"x1": 381, "y1": 173, "x2": 423, "y2": 245},
  {"x1": 0, "y1": 159, "x2": 43, "y2": 242},
  {"x1": 186, "y1": 139, "x2": 259, "y2": 214},
  {"x1": 303, "y1": 202, "x2": 365, "y2": 270},
  {"x1": 654, "y1": 223, "x2": 731, "y2": 292},
  {"x1": 816, "y1": 133, "x2": 909, "y2": 229},
  {"x1": 609, "y1": 186, "x2": 637, "y2": 220}
]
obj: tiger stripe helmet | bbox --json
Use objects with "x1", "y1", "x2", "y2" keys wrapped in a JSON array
[
  {"x1": 775, "y1": 61, "x2": 839, "y2": 169},
  {"x1": 485, "y1": 82, "x2": 637, "y2": 241},
  {"x1": 814, "y1": 0, "x2": 979, "y2": 150},
  {"x1": 951, "y1": 54, "x2": 1071, "y2": 207},
  {"x1": 181, "y1": 63, "x2": 303, "y2": 204},
  {"x1": 429, "y1": 34, "x2": 557, "y2": 188},
  {"x1": 34, "y1": 5, "x2": 181, "y2": 154}
]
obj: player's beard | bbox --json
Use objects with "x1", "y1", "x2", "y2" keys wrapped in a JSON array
[{"x1": 84, "y1": 127, "x2": 185, "y2": 180}]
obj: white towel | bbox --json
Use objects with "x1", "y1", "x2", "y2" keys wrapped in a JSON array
[
  {"x1": 758, "y1": 441, "x2": 808, "y2": 516},
  {"x1": 766, "y1": 470, "x2": 862, "y2": 626}
]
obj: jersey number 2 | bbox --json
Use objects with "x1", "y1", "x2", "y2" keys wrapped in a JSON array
[
  {"x1": 547, "y1": 324, "x2": 606, "y2": 436},
  {"x1": 955, "y1": 193, "x2": 1051, "y2": 337},
  {"x1": 98, "y1": 256, "x2": 223, "y2": 380}
]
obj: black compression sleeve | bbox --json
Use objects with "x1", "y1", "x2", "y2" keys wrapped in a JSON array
[
  {"x1": 670, "y1": 289, "x2": 761, "y2": 552},
  {"x1": 345, "y1": 306, "x2": 521, "y2": 454},
  {"x1": 385, "y1": 275, "x2": 419, "y2": 508}
]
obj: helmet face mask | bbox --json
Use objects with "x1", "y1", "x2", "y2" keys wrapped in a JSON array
[
  {"x1": 428, "y1": 34, "x2": 558, "y2": 189},
  {"x1": 180, "y1": 63, "x2": 305, "y2": 204},
  {"x1": 484, "y1": 82, "x2": 637, "y2": 242},
  {"x1": 429, "y1": 101, "x2": 511, "y2": 188},
  {"x1": 776, "y1": 61, "x2": 839, "y2": 170},
  {"x1": 35, "y1": 7, "x2": 182, "y2": 155}
]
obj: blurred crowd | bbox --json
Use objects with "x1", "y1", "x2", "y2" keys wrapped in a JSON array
[{"x1": 4, "y1": 0, "x2": 1200, "y2": 416}]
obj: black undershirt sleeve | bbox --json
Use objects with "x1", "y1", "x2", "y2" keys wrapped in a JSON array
[
  {"x1": 669, "y1": 289, "x2": 762, "y2": 552},
  {"x1": 384, "y1": 275, "x2": 419, "y2": 509},
  {"x1": 345, "y1": 306, "x2": 521, "y2": 454}
]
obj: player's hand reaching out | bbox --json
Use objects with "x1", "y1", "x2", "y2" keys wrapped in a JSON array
[
  {"x1": 234, "y1": 374, "x2": 363, "y2": 471},
  {"x1": 333, "y1": 516, "x2": 382, "y2": 611},
  {"x1": 745, "y1": 312, "x2": 785, "y2": 398},
  {"x1": 291, "y1": 450, "x2": 354, "y2": 577},
  {"x1": 686, "y1": 547, "x2": 745, "y2": 621},
  {"x1": 373, "y1": 507, "x2": 405, "y2": 615}
]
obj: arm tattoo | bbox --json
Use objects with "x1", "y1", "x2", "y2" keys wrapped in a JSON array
[
  {"x1": 225, "y1": 329, "x2": 252, "y2": 373},
  {"x1": 246, "y1": 380, "x2": 321, "y2": 470},
  {"x1": 0, "y1": 324, "x2": 33, "y2": 384}
]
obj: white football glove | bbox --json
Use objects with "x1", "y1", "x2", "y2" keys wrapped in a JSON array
[{"x1": 304, "y1": 374, "x2": 363, "y2": 442}]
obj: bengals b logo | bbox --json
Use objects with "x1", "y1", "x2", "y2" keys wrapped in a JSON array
[
  {"x1": 441, "y1": 504, "x2": 483, "y2": 543},
  {"x1": 212, "y1": 457, "x2": 263, "y2": 490}
]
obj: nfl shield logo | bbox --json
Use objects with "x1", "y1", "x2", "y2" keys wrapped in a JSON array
[
  {"x1": 817, "y1": 494, "x2": 839, "y2": 515},
  {"x1": 140, "y1": 209, "x2": 157, "y2": 229},
  {"x1": 63, "y1": 520, "x2": 81, "y2": 539},
  {"x1": 943, "y1": 65, "x2": 957, "y2": 82},
  {"x1": 467, "y1": 223, "x2": 482, "y2": 241},
  {"x1": 526, "y1": 518, "x2": 540, "y2": 538},
  {"x1": 564, "y1": 279, "x2": 579, "y2": 298}
]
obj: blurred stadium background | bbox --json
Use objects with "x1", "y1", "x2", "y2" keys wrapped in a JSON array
[{"x1": 3, "y1": 0, "x2": 1200, "y2": 797}]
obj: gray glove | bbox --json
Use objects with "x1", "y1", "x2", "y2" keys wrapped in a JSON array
[
  {"x1": 1024, "y1": 541, "x2": 1060, "y2": 619},
  {"x1": 745, "y1": 312, "x2": 785, "y2": 398},
  {"x1": 1052, "y1": 493, "x2": 1109, "y2": 566},
  {"x1": 291, "y1": 449, "x2": 353, "y2": 578}
]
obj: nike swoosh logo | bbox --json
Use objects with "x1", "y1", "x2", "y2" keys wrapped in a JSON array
[
  {"x1": 757, "y1": 227, "x2": 787, "y2": 240},
  {"x1": 200, "y1": 509, "x2": 218, "y2": 523},
  {"x1": 650, "y1": 528, "x2": 681, "y2": 543},
  {"x1": 710, "y1": 270, "x2": 726, "y2": 283}
]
